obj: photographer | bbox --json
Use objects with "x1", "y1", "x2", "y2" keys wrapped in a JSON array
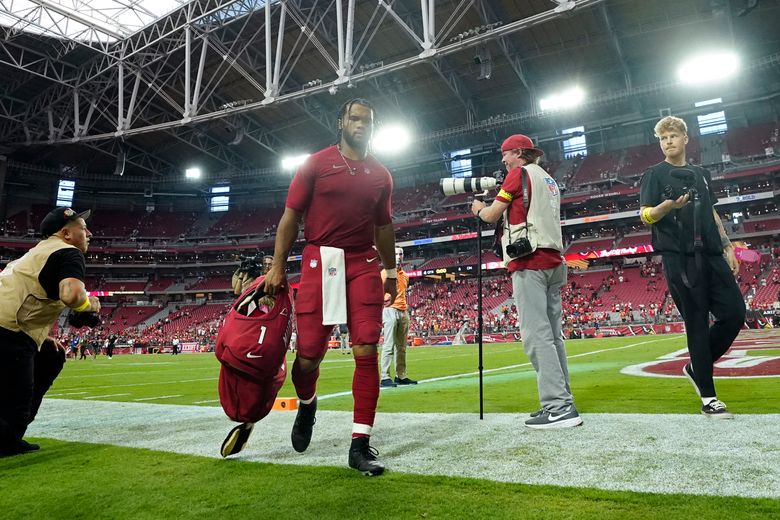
[
  {"x1": 232, "y1": 253, "x2": 273, "y2": 295},
  {"x1": 471, "y1": 134, "x2": 581, "y2": 430},
  {"x1": 0, "y1": 207, "x2": 100, "y2": 456},
  {"x1": 639, "y1": 116, "x2": 745, "y2": 419}
]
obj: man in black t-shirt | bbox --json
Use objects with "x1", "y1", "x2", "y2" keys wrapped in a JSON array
[
  {"x1": 0, "y1": 207, "x2": 101, "y2": 457},
  {"x1": 639, "y1": 116, "x2": 745, "y2": 419}
]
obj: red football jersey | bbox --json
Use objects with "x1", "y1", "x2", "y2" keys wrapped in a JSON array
[
  {"x1": 285, "y1": 145, "x2": 393, "y2": 251},
  {"x1": 215, "y1": 277, "x2": 293, "y2": 422},
  {"x1": 216, "y1": 276, "x2": 293, "y2": 379}
]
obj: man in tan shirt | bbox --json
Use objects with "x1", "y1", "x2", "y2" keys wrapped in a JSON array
[
  {"x1": 0, "y1": 207, "x2": 100, "y2": 457},
  {"x1": 380, "y1": 247, "x2": 416, "y2": 387}
]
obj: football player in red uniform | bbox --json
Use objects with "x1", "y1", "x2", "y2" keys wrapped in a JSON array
[{"x1": 264, "y1": 98, "x2": 397, "y2": 476}]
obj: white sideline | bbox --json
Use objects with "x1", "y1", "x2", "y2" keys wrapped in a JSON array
[{"x1": 29, "y1": 399, "x2": 779, "y2": 499}]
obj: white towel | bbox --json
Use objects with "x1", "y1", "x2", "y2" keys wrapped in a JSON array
[{"x1": 320, "y1": 246, "x2": 347, "y2": 325}]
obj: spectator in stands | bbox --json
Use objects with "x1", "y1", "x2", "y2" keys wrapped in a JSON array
[
  {"x1": 263, "y1": 98, "x2": 397, "y2": 476},
  {"x1": 640, "y1": 115, "x2": 745, "y2": 419},
  {"x1": 471, "y1": 134, "x2": 582, "y2": 430},
  {"x1": 0, "y1": 207, "x2": 101, "y2": 457},
  {"x1": 380, "y1": 247, "x2": 416, "y2": 387}
]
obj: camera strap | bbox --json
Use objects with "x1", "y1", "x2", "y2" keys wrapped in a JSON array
[
  {"x1": 496, "y1": 167, "x2": 533, "y2": 260},
  {"x1": 521, "y1": 166, "x2": 530, "y2": 211},
  {"x1": 679, "y1": 190, "x2": 703, "y2": 289},
  {"x1": 520, "y1": 166, "x2": 531, "y2": 238}
]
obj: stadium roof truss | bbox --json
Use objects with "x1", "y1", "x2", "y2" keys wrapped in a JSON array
[
  {"x1": 1, "y1": 0, "x2": 778, "y2": 178},
  {"x1": 0, "y1": 0, "x2": 606, "y2": 175}
]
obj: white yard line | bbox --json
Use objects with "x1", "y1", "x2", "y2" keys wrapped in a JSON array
[
  {"x1": 53, "y1": 377, "x2": 217, "y2": 393},
  {"x1": 57, "y1": 366, "x2": 215, "y2": 379},
  {"x1": 83, "y1": 393, "x2": 132, "y2": 400},
  {"x1": 192, "y1": 399, "x2": 220, "y2": 404},
  {"x1": 29, "y1": 399, "x2": 780, "y2": 499},
  {"x1": 133, "y1": 395, "x2": 183, "y2": 401}
]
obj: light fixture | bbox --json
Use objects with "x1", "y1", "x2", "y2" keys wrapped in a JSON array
[
  {"x1": 185, "y1": 167, "x2": 201, "y2": 179},
  {"x1": 539, "y1": 86, "x2": 585, "y2": 112},
  {"x1": 281, "y1": 154, "x2": 311, "y2": 170},
  {"x1": 372, "y1": 125, "x2": 411, "y2": 154},
  {"x1": 677, "y1": 51, "x2": 739, "y2": 85}
]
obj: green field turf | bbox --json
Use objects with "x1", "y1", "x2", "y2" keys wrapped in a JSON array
[
  {"x1": 3, "y1": 333, "x2": 779, "y2": 519},
  {"x1": 46, "y1": 334, "x2": 780, "y2": 414},
  {"x1": 2, "y1": 440, "x2": 777, "y2": 520}
]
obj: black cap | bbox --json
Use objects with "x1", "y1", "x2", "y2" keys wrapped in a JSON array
[{"x1": 40, "y1": 207, "x2": 91, "y2": 237}]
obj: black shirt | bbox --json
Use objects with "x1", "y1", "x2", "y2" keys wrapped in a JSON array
[
  {"x1": 639, "y1": 161, "x2": 723, "y2": 255},
  {"x1": 38, "y1": 248, "x2": 87, "y2": 300}
]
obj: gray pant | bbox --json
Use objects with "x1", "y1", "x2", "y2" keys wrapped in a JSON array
[
  {"x1": 512, "y1": 264, "x2": 574, "y2": 413},
  {"x1": 381, "y1": 307, "x2": 409, "y2": 380}
]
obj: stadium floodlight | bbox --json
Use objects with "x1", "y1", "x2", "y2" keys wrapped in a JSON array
[
  {"x1": 185, "y1": 167, "x2": 201, "y2": 179},
  {"x1": 281, "y1": 154, "x2": 311, "y2": 170},
  {"x1": 372, "y1": 125, "x2": 412, "y2": 154},
  {"x1": 677, "y1": 51, "x2": 739, "y2": 85},
  {"x1": 539, "y1": 86, "x2": 585, "y2": 112}
]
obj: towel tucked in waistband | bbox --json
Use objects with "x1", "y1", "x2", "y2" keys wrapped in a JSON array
[{"x1": 320, "y1": 246, "x2": 347, "y2": 325}]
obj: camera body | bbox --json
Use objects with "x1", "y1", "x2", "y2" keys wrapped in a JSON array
[
  {"x1": 663, "y1": 168, "x2": 698, "y2": 200},
  {"x1": 238, "y1": 254, "x2": 264, "y2": 279},
  {"x1": 663, "y1": 184, "x2": 697, "y2": 201},
  {"x1": 505, "y1": 237, "x2": 534, "y2": 259}
]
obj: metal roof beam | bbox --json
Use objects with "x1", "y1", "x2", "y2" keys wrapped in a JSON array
[
  {"x1": 476, "y1": 0, "x2": 534, "y2": 98},
  {"x1": 599, "y1": 3, "x2": 632, "y2": 91},
  {"x1": 2, "y1": 0, "x2": 608, "y2": 147}
]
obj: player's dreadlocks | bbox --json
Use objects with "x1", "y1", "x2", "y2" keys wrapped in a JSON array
[{"x1": 336, "y1": 98, "x2": 376, "y2": 143}]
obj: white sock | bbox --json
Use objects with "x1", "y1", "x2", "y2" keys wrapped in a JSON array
[
  {"x1": 300, "y1": 395, "x2": 316, "y2": 405},
  {"x1": 701, "y1": 397, "x2": 716, "y2": 405},
  {"x1": 352, "y1": 423, "x2": 372, "y2": 436}
]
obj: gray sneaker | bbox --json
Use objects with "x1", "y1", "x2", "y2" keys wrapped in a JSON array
[
  {"x1": 529, "y1": 408, "x2": 545, "y2": 418},
  {"x1": 524, "y1": 406, "x2": 583, "y2": 429}
]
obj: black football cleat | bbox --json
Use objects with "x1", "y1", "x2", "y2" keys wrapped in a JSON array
[
  {"x1": 348, "y1": 436, "x2": 385, "y2": 476},
  {"x1": 220, "y1": 422, "x2": 254, "y2": 458},
  {"x1": 291, "y1": 397, "x2": 317, "y2": 453}
]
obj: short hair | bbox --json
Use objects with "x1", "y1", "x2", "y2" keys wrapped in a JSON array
[{"x1": 654, "y1": 116, "x2": 688, "y2": 138}]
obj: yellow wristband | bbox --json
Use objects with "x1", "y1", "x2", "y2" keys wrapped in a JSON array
[
  {"x1": 73, "y1": 299, "x2": 91, "y2": 312},
  {"x1": 642, "y1": 207, "x2": 657, "y2": 225}
]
